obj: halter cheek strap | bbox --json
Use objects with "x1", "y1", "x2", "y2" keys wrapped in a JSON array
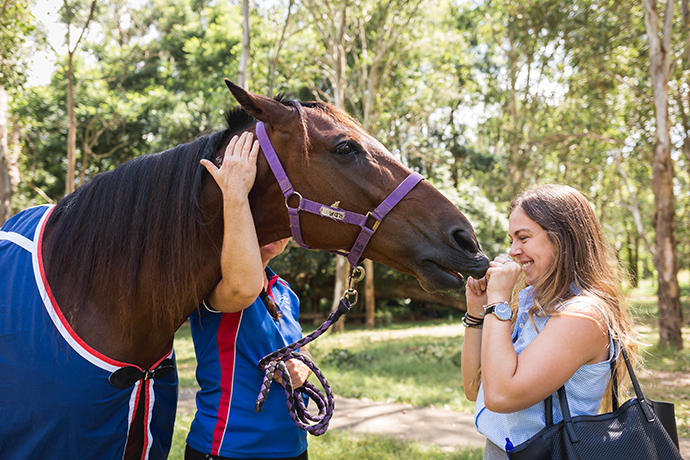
[{"x1": 255, "y1": 121, "x2": 423, "y2": 266}]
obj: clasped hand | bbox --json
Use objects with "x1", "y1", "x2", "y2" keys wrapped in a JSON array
[{"x1": 466, "y1": 254, "x2": 522, "y2": 317}]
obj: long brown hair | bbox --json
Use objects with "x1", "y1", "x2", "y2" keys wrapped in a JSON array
[{"x1": 510, "y1": 184, "x2": 639, "y2": 411}]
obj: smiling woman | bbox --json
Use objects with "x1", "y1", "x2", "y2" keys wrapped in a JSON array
[
  {"x1": 506, "y1": 207, "x2": 557, "y2": 287},
  {"x1": 461, "y1": 184, "x2": 640, "y2": 460}
]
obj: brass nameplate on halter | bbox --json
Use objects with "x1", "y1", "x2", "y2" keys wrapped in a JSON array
[{"x1": 320, "y1": 206, "x2": 345, "y2": 221}]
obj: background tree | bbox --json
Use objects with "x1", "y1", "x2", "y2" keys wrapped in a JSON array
[
  {"x1": 348, "y1": 0, "x2": 423, "y2": 328},
  {"x1": 301, "y1": 0, "x2": 353, "y2": 333},
  {"x1": 237, "y1": 0, "x2": 249, "y2": 89},
  {"x1": 643, "y1": 0, "x2": 683, "y2": 348},
  {"x1": 60, "y1": 0, "x2": 97, "y2": 195},
  {"x1": 0, "y1": 80, "x2": 9, "y2": 223},
  {"x1": 0, "y1": 0, "x2": 34, "y2": 222}
]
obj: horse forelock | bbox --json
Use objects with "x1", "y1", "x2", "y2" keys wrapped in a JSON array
[
  {"x1": 224, "y1": 95, "x2": 367, "y2": 160},
  {"x1": 281, "y1": 99, "x2": 311, "y2": 158}
]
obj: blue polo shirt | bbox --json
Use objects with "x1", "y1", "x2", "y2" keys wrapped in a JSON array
[{"x1": 186, "y1": 267, "x2": 308, "y2": 458}]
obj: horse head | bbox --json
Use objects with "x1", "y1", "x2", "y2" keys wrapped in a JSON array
[{"x1": 223, "y1": 80, "x2": 489, "y2": 292}]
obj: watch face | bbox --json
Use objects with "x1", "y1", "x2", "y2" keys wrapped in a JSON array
[
  {"x1": 496, "y1": 303, "x2": 513, "y2": 321},
  {"x1": 494, "y1": 302, "x2": 512, "y2": 321}
]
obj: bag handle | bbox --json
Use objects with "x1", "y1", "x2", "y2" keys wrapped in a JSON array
[
  {"x1": 545, "y1": 393, "x2": 553, "y2": 426},
  {"x1": 620, "y1": 344, "x2": 656, "y2": 422},
  {"x1": 542, "y1": 340, "x2": 655, "y2": 430},
  {"x1": 611, "y1": 340, "x2": 619, "y2": 410}
]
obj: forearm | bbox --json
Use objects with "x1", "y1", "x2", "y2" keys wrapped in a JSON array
[
  {"x1": 203, "y1": 133, "x2": 262, "y2": 313},
  {"x1": 208, "y1": 195, "x2": 263, "y2": 313},
  {"x1": 461, "y1": 327, "x2": 483, "y2": 401},
  {"x1": 462, "y1": 276, "x2": 489, "y2": 401},
  {"x1": 479, "y1": 316, "x2": 518, "y2": 411}
]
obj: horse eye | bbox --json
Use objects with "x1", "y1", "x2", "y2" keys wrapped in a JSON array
[{"x1": 334, "y1": 142, "x2": 356, "y2": 156}]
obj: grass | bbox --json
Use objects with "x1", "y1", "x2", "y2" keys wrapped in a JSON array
[
  {"x1": 169, "y1": 271, "x2": 690, "y2": 458},
  {"x1": 627, "y1": 273, "x2": 690, "y2": 439},
  {"x1": 303, "y1": 322, "x2": 474, "y2": 412},
  {"x1": 308, "y1": 431, "x2": 483, "y2": 460}
]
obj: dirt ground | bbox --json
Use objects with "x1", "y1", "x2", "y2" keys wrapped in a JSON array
[{"x1": 177, "y1": 388, "x2": 690, "y2": 458}]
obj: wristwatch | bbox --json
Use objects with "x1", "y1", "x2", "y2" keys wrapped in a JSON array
[{"x1": 484, "y1": 301, "x2": 512, "y2": 321}]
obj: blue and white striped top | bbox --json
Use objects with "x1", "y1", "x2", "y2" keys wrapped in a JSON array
[{"x1": 474, "y1": 286, "x2": 614, "y2": 450}]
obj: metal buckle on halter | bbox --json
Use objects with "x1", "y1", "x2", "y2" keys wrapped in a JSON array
[
  {"x1": 284, "y1": 191, "x2": 303, "y2": 210},
  {"x1": 364, "y1": 211, "x2": 382, "y2": 233}
]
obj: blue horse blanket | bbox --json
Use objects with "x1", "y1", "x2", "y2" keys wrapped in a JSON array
[{"x1": 0, "y1": 205, "x2": 178, "y2": 460}]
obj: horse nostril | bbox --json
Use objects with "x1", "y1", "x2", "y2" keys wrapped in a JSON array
[{"x1": 453, "y1": 228, "x2": 479, "y2": 253}]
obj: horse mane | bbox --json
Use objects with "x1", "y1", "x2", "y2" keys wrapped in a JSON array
[
  {"x1": 44, "y1": 93, "x2": 352, "y2": 335},
  {"x1": 45, "y1": 127, "x2": 235, "y2": 332}
]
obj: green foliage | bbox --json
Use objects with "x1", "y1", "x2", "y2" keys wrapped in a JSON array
[
  {"x1": 0, "y1": 0, "x2": 35, "y2": 88},
  {"x1": 405, "y1": 339, "x2": 464, "y2": 368},
  {"x1": 436, "y1": 181, "x2": 509, "y2": 258},
  {"x1": 320, "y1": 348, "x2": 375, "y2": 368},
  {"x1": 169, "y1": 411, "x2": 194, "y2": 460},
  {"x1": 172, "y1": 323, "x2": 197, "y2": 388},
  {"x1": 269, "y1": 244, "x2": 336, "y2": 313}
]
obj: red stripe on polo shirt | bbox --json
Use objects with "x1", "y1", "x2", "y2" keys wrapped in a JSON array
[{"x1": 211, "y1": 311, "x2": 243, "y2": 455}]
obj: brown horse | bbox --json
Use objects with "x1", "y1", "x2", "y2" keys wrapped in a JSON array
[{"x1": 0, "y1": 81, "x2": 488, "y2": 460}]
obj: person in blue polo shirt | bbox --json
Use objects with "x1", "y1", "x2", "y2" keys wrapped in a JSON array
[{"x1": 185, "y1": 131, "x2": 311, "y2": 460}]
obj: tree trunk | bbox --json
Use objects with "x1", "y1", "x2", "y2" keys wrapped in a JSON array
[
  {"x1": 66, "y1": 52, "x2": 77, "y2": 196},
  {"x1": 238, "y1": 0, "x2": 250, "y2": 90},
  {"x1": 0, "y1": 86, "x2": 10, "y2": 223},
  {"x1": 506, "y1": 30, "x2": 523, "y2": 193},
  {"x1": 627, "y1": 230, "x2": 639, "y2": 288},
  {"x1": 682, "y1": 0, "x2": 690, "y2": 175},
  {"x1": 643, "y1": 0, "x2": 683, "y2": 349},
  {"x1": 266, "y1": 0, "x2": 294, "y2": 97},
  {"x1": 361, "y1": 63, "x2": 377, "y2": 330},
  {"x1": 62, "y1": 0, "x2": 96, "y2": 196},
  {"x1": 364, "y1": 259, "x2": 375, "y2": 329}
]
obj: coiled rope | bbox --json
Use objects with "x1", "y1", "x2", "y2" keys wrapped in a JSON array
[{"x1": 255, "y1": 265, "x2": 365, "y2": 436}]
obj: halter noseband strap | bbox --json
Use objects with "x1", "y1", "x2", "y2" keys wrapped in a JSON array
[{"x1": 255, "y1": 121, "x2": 424, "y2": 266}]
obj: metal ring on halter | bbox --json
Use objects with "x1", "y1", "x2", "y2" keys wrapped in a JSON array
[{"x1": 284, "y1": 191, "x2": 303, "y2": 210}]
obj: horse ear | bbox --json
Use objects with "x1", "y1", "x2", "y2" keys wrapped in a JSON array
[{"x1": 224, "y1": 79, "x2": 292, "y2": 125}]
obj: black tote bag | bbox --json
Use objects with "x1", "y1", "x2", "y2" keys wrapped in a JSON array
[{"x1": 507, "y1": 346, "x2": 683, "y2": 460}]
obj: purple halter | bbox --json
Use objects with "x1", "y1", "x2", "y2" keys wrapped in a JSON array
[{"x1": 255, "y1": 121, "x2": 424, "y2": 266}]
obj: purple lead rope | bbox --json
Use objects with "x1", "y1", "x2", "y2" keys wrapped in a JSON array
[{"x1": 255, "y1": 267, "x2": 365, "y2": 436}]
